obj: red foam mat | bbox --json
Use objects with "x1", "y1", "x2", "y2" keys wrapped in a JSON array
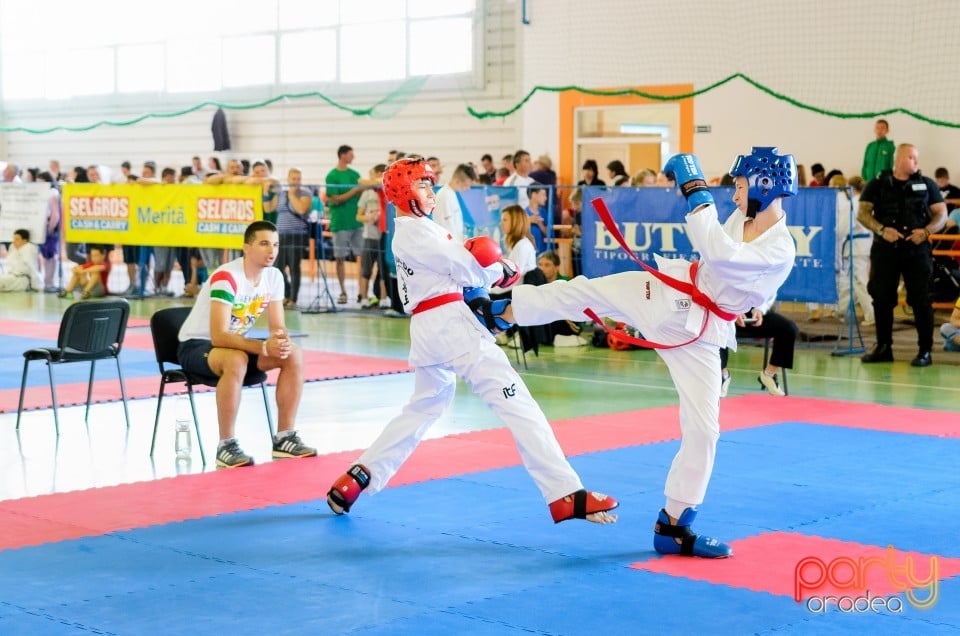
[
  {"x1": 0, "y1": 397, "x2": 955, "y2": 551},
  {"x1": 0, "y1": 318, "x2": 63, "y2": 340},
  {"x1": 0, "y1": 316, "x2": 146, "y2": 338},
  {"x1": 633, "y1": 531, "x2": 960, "y2": 600},
  {"x1": 2, "y1": 349, "x2": 411, "y2": 413},
  {"x1": 719, "y1": 395, "x2": 960, "y2": 439}
]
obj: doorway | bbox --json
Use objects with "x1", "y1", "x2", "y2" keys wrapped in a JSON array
[
  {"x1": 558, "y1": 84, "x2": 694, "y2": 188},
  {"x1": 573, "y1": 106, "x2": 678, "y2": 183}
]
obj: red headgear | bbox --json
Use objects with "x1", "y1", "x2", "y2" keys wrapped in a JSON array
[{"x1": 382, "y1": 158, "x2": 436, "y2": 217}]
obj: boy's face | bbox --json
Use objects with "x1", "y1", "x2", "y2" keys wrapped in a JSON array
[
  {"x1": 537, "y1": 257, "x2": 558, "y2": 280},
  {"x1": 409, "y1": 178, "x2": 436, "y2": 215},
  {"x1": 12, "y1": 234, "x2": 26, "y2": 248},
  {"x1": 90, "y1": 249, "x2": 105, "y2": 264},
  {"x1": 732, "y1": 176, "x2": 750, "y2": 213}
]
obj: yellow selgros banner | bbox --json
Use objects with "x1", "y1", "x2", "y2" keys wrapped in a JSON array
[{"x1": 62, "y1": 184, "x2": 264, "y2": 248}]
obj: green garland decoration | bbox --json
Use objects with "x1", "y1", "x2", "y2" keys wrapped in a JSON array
[
  {"x1": 0, "y1": 76, "x2": 429, "y2": 134},
  {"x1": 466, "y1": 73, "x2": 960, "y2": 128},
  {"x1": 4, "y1": 73, "x2": 958, "y2": 133}
]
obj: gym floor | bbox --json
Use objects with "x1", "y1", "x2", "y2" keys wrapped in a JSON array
[{"x1": 1, "y1": 289, "x2": 958, "y2": 634}]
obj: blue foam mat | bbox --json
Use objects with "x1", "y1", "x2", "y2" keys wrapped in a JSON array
[
  {"x1": 0, "y1": 334, "x2": 160, "y2": 388},
  {"x1": 0, "y1": 423, "x2": 957, "y2": 634}
]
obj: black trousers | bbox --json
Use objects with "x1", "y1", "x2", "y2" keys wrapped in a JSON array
[
  {"x1": 867, "y1": 241, "x2": 934, "y2": 350},
  {"x1": 383, "y1": 234, "x2": 405, "y2": 314},
  {"x1": 276, "y1": 235, "x2": 307, "y2": 302},
  {"x1": 720, "y1": 310, "x2": 799, "y2": 370}
]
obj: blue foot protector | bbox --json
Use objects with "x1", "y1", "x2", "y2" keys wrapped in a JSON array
[{"x1": 653, "y1": 508, "x2": 733, "y2": 558}]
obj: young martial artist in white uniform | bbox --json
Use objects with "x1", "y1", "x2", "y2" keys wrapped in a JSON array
[
  {"x1": 326, "y1": 158, "x2": 619, "y2": 524},
  {"x1": 502, "y1": 148, "x2": 798, "y2": 557}
]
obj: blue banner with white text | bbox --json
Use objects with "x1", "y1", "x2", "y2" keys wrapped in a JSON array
[{"x1": 581, "y1": 186, "x2": 837, "y2": 303}]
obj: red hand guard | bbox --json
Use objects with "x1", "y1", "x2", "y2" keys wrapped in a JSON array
[{"x1": 464, "y1": 236, "x2": 502, "y2": 267}]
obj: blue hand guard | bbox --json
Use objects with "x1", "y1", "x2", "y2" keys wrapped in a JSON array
[
  {"x1": 463, "y1": 287, "x2": 513, "y2": 333},
  {"x1": 663, "y1": 153, "x2": 714, "y2": 212}
]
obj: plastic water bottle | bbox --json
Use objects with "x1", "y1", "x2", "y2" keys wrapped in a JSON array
[{"x1": 174, "y1": 396, "x2": 192, "y2": 461}]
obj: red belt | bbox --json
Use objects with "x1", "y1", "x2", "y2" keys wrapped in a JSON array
[
  {"x1": 412, "y1": 292, "x2": 464, "y2": 315},
  {"x1": 586, "y1": 198, "x2": 738, "y2": 350}
]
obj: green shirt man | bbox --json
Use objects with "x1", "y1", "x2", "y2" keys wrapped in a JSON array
[
  {"x1": 862, "y1": 119, "x2": 895, "y2": 181},
  {"x1": 326, "y1": 145, "x2": 363, "y2": 232}
]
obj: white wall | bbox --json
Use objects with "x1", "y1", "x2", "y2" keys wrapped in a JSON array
[
  {"x1": 5, "y1": 1, "x2": 960, "y2": 184},
  {"x1": 0, "y1": 0, "x2": 523, "y2": 184},
  {"x1": 520, "y1": 0, "x2": 960, "y2": 180}
]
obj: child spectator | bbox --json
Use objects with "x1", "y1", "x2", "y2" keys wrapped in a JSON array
[{"x1": 58, "y1": 245, "x2": 109, "y2": 299}]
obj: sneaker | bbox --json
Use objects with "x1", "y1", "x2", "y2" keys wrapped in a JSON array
[
  {"x1": 337, "y1": 292, "x2": 348, "y2": 304},
  {"x1": 216, "y1": 440, "x2": 255, "y2": 468},
  {"x1": 861, "y1": 319, "x2": 875, "y2": 327},
  {"x1": 382, "y1": 308, "x2": 406, "y2": 318},
  {"x1": 720, "y1": 372, "x2": 731, "y2": 398},
  {"x1": 56, "y1": 290, "x2": 70, "y2": 299},
  {"x1": 758, "y1": 372, "x2": 785, "y2": 396},
  {"x1": 272, "y1": 431, "x2": 317, "y2": 459},
  {"x1": 362, "y1": 297, "x2": 380, "y2": 310},
  {"x1": 910, "y1": 351, "x2": 932, "y2": 367},
  {"x1": 44, "y1": 286, "x2": 60, "y2": 294},
  {"x1": 862, "y1": 343, "x2": 894, "y2": 363}
]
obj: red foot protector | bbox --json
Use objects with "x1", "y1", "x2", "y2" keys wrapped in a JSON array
[
  {"x1": 549, "y1": 490, "x2": 619, "y2": 523},
  {"x1": 327, "y1": 464, "x2": 370, "y2": 515}
]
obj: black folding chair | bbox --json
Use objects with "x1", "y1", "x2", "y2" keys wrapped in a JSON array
[
  {"x1": 149, "y1": 306, "x2": 274, "y2": 465},
  {"x1": 17, "y1": 298, "x2": 131, "y2": 435}
]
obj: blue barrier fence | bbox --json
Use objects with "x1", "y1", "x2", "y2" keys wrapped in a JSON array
[{"x1": 392, "y1": 184, "x2": 840, "y2": 304}]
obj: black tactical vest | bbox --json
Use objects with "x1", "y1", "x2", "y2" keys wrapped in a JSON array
[{"x1": 873, "y1": 170, "x2": 933, "y2": 233}]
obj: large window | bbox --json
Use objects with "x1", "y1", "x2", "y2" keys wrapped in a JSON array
[{"x1": 0, "y1": 0, "x2": 477, "y2": 102}]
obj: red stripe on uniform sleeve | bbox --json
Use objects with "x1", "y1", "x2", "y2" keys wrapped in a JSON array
[{"x1": 209, "y1": 270, "x2": 237, "y2": 293}]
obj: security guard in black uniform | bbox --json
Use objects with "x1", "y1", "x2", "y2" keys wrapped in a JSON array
[{"x1": 857, "y1": 143, "x2": 947, "y2": 366}]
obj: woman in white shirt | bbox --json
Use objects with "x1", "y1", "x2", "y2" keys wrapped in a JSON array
[{"x1": 495, "y1": 205, "x2": 537, "y2": 292}]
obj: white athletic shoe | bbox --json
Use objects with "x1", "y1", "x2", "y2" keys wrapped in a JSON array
[
  {"x1": 719, "y1": 373, "x2": 731, "y2": 398},
  {"x1": 758, "y1": 372, "x2": 785, "y2": 396},
  {"x1": 553, "y1": 334, "x2": 588, "y2": 347}
]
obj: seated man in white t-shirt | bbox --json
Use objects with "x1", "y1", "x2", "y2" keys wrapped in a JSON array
[{"x1": 178, "y1": 221, "x2": 316, "y2": 468}]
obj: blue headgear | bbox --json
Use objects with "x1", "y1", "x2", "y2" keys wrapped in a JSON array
[{"x1": 729, "y1": 147, "x2": 798, "y2": 217}]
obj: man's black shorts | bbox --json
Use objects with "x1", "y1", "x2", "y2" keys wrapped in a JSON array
[{"x1": 177, "y1": 339, "x2": 260, "y2": 384}]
